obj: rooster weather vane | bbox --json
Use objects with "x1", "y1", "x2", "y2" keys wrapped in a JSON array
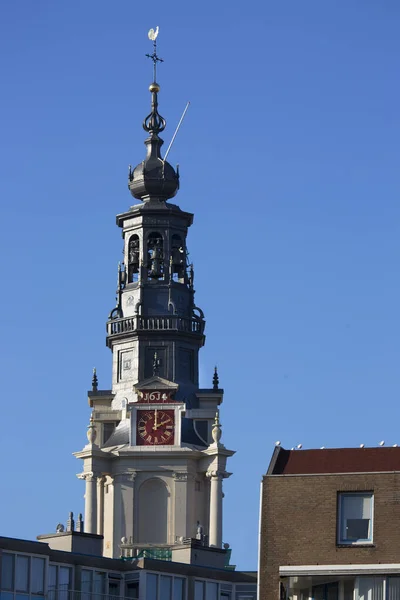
[{"x1": 146, "y1": 26, "x2": 163, "y2": 83}]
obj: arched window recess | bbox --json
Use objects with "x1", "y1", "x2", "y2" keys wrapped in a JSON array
[
  {"x1": 128, "y1": 234, "x2": 140, "y2": 283},
  {"x1": 147, "y1": 232, "x2": 164, "y2": 280},
  {"x1": 170, "y1": 234, "x2": 186, "y2": 283}
]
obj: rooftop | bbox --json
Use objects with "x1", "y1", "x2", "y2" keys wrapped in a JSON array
[{"x1": 268, "y1": 445, "x2": 400, "y2": 475}]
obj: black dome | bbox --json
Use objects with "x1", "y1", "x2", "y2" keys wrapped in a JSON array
[
  {"x1": 129, "y1": 135, "x2": 179, "y2": 201},
  {"x1": 128, "y1": 82, "x2": 179, "y2": 202}
]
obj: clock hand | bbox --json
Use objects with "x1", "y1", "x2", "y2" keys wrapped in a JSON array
[
  {"x1": 159, "y1": 419, "x2": 172, "y2": 427},
  {"x1": 153, "y1": 409, "x2": 159, "y2": 430}
]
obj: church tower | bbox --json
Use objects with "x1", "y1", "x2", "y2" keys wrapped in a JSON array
[{"x1": 74, "y1": 32, "x2": 234, "y2": 560}]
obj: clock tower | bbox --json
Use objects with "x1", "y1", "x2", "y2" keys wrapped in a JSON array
[{"x1": 74, "y1": 36, "x2": 234, "y2": 560}]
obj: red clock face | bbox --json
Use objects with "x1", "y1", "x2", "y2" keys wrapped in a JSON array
[{"x1": 136, "y1": 409, "x2": 175, "y2": 446}]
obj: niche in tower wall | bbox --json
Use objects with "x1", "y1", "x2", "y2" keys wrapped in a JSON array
[
  {"x1": 118, "y1": 350, "x2": 133, "y2": 381},
  {"x1": 171, "y1": 234, "x2": 185, "y2": 281},
  {"x1": 177, "y1": 348, "x2": 194, "y2": 383},
  {"x1": 147, "y1": 232, "x2": 164, "y2": 280},
  {"x1": 137, "y1": 478, "x2": 168, "y2": 543},
  {"x1": 144, "y1": 347, "x2": 167, "y2": 379},
  {"x1": 128, "y1": 234, "x2": 140, "y2": 283}
]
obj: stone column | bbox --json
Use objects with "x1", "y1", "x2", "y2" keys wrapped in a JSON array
[
  {"x1": 207, "y1": 470, "x2": 223, "y2": 547},
  {"x1": 97, "y1": 476, "x2": 106, "y2": 535},
  {"x1": 78, "y1": 472, "x2": 97, "y2": 534}
]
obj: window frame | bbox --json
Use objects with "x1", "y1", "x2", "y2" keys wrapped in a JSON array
[
  {"x1": 1, "y1": 551, "x2": 48, "y2": 598},
  {"x1": 337, "y1": 491, "x2": 374, "y2": 546},
  {"x1": 144, "y1": 571, "x2": 186, "y2": 600}
]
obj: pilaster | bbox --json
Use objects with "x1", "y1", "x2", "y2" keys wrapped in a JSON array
[
  {"x1": 173, "y1": 471, "x2": 192, "y2": 542},
  {"x1": 112, "y1": 471, "x2": 137, "y2": 558}
]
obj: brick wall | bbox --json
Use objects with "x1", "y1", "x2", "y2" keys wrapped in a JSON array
[{"x1": 259, "y1": 472, "x2": 400, "y2": 600}]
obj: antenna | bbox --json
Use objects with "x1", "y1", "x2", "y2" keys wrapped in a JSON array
[{"x1": 164, "y1": 102, "x2": 190, "y2": 161}]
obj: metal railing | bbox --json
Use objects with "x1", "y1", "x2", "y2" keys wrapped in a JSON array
[
  {"x1": 48, "y1": 590, "x2": 138, "y2": 600},
  {"x1": 120, "y1": 546, "x2": 172, "y2": 561},
  {"x1": 106, "y1": 314, "x2": 205, "y2": 337}
]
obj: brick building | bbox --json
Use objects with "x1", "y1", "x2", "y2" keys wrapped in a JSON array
[{"x1": 259, "y1": 445, "x2": 400, "y2": 600}]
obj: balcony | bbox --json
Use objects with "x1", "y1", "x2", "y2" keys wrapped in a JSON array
[{"x1": 106, "y1": 315, "x2": 205, "y2": 339}]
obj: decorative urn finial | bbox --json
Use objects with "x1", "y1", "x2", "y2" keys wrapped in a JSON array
[
  {"x1": 87, "y1": 413, "x2": 97, "y2": 445},
  {"x1": 211, "y1": 411, "x2": 222, "y2": 444},
  {"x1": 128, "y1": 27, "x2": 179, "y2": 202}
]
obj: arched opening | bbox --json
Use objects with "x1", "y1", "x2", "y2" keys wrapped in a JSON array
[
  {"x1": 128, "y1": 234, "x2": 140, "y2": 283},
  {"x1": 147, "y1": 232, "x2": 164, "y2": 280},
  {"x1": 137, "y1": 478, "x2": 169, "y2": 543},
  {"x1": 171, "y1": 234, "x2": 185, "y2": 282}
]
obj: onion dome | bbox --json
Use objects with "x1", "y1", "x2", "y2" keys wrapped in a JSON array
[{"x1": 128, "y1": 82, "x2": 179, "y2": 202}]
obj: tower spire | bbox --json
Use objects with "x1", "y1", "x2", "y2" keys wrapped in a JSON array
[{"x1": 128, "y1": 26, "x2": 179, "y2": 202}]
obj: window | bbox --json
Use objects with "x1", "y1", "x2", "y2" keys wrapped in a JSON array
[
  {"x1": 31, "y1": 558, "x2": 45, "y2": 595},
  {"x1": 173, "y1": 579, "x2": 184, "y2": 600},
  {"x1": 356, "y1": 577, "x2": 384, "y2": 600},
  {"x1": 194, "y1": 580, "x2": 221, "y2": 600},
  {"x1": 49, "y1": 564, "x2": 72, "y2": 600},
  {"x1": 145, "y1": 574, "x2": 185, "y2": 600},
  {"x1": 338, "y1": 492, "x2": 373, "y2": 544},
  {"x1": 1, "y1": 554, "x2": 47, "y2": 600},
  {"x1": 16, "y1": 556, "x2": 29, "y2": 592},
  {"x1": 146, "y1": 575, "x2": 157, "y2": 600},
  {"x1": 194, "y1": 581, "x2": 204, "y2": 600},
  {"x1": 1, "y1": 554, "x2": 14, "y2": 591}
]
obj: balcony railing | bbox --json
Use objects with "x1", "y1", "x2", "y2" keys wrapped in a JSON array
[
  {"x1": 106, "y1": 315, "x2": 205, "y2": 337},
  {"x1": 48, "y1": 590, "x2": 138, "y2": 600}
]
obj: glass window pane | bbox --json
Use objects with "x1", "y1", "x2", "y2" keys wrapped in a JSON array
[
  {"x1": 160, "y1": 576, "x2": 171, "y2": 600},
  {"x1": 31, "y1": 558, "x2": 45, "y2": 594},
  {"x1": 0, "y1": 593, "x2": 14, "y2": 600},
  {"x1": 173, "y1": 578, "x2": 184, "y2": 600},
  {"x1": 194, "y1": 581, "x2": 204, "y2": 600},
  {"x1": 344, "y1": 579, "x2": 356, "y2": 600},
  {"x1": 340, "y1": 494, "x2": 373, "y2": 542},
  {"x1": 147, "y1": 574, "x2": 158, "y2": 600},
  {"x1": 109, "y1": 580, "x2": 120, "y2": 600},
  {"x1": 16, "y1": 594, "x2": 29, "y2": 600},
  {"x1": 357, "y1": 577, "x2": 384, "y2": 600},
  {"x1": 48, "y1": 565, "x2": 57, "y2": 590},
  {"x1": 1, "y1": 554, "x2": 14, "y2": 590},
  {"x1": 388, "y1": 578, "x2": 400, "y2": 600},
  {"x1": 126, "y1": 582, "x2": 139, "y2": 599},
  {"x1": 81, "y1": 570, "x2": 92, "y2": 592},
  {"x1": 15, "y1": 556, "x2": 29, "y2": 592},
  {"x1": 59, "y1": 567, "x2": 71, "y2": 590},
  {"x1": 93, "y1": 572, "x2": 105, "y2": 595},
  {"x1": 48, "y1": 566, "x2": 57, "y2": 600},
  {"x1": 81, "y1": 569, "x2": 92, "y2": 600},
  {"x1": 206, "y1": 582, "x2": 218, "y2": 600},
  {"x1": 59, "y1": 567, "x2": 72, "y2": 600}
]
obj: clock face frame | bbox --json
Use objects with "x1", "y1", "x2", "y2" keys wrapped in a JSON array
[{"x1": 136, "y1": 409, "x2": 175, "y2": 446}]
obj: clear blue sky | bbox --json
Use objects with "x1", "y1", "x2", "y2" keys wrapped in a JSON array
[{"x1": 0, "y1": 0, "x2": 399, "y2": 571}]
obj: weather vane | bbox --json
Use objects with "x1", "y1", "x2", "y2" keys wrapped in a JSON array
[{"x1": 146, "y1": 26, "x2": 163, "y2": 83}]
